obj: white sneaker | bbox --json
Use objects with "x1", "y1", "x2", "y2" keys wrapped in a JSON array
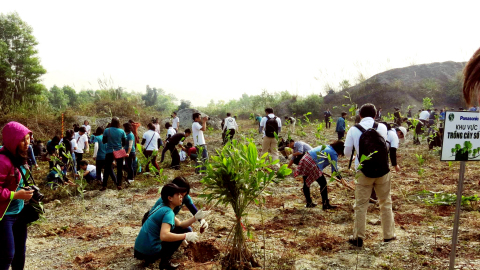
[{"x1": 128, "y1": 179, "x2": 134, "y2": 184}]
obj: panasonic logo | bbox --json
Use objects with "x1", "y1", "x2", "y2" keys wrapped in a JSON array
[{"x1": 460, "y1": 116, "x2": 479, "y2": 121}]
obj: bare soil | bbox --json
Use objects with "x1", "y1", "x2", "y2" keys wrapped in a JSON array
[{"x1": 25, "y1": 119, "x2": 480, "y2": 269}]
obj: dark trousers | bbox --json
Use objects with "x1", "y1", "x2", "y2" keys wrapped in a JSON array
[
  {"x1": 0, "y1": 214, "x2": 27, "y2": 270},
  {"x1": 160, "y1": 143, "x2": 180, "y2": 169},
  {"x1": 144, "y1": 150, "x2": 160, "y2": 172},
  {"x1": 134, "y1": 226, "x2": 192, "y2": 265},
  {"x1": 325, "y1": 118, "x2": 331, "y2": 128},
  {"x1": 75, "y1": 152, "x2": 83, "y2": 171},
  {"x1": 222, "y1": 129, "x2": 236, "y2": 144},
  {"x1": 337, "y1": 131, "x2": 345, "y2": 140},
  {"x1": 103, "y1": 153, "x2": 123, "y2": 187},
  {"x1": 302, "y1": 175, "x2": 328, "y2": 204},
  {"x1": 95, "y1": 159, "x2": 105, "y2": 182},
  {"x1": 126, "y1": 152, "x2": 136, "y2": 180}
]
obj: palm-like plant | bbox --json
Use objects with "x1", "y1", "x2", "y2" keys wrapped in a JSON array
[{"x1": 200, "y1": 139, "x2": 291, "y2": 269}]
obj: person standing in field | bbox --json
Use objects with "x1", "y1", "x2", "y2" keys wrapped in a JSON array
[
  {"x1": 82, "y1": 120, "x2": 91, "y2": 136},
  {"x1": 74, "y1": 127, "x2": 89, "y2": 171},
  {"x1": 142, "y1": 123, "x2": 162, "y2": 173},
  {"x1": 129, "y1": 119, "x2": 141, "y2": 144},
  {"x1": 324, "y1": 108, "x2": 332, "y2": 129},
  {"x1": 0, "y1": 122, "x2": 35, "y2": 270},
  {"x1": 172, "y1": 112, "x2": 180, "y2": 132},
  {"x1": 284, "y1": 116, "x2": 296, "y2": 134},
  {"x1": 335, "y1": 112, "x2": 347, "y2": 140},
  {"x1": 259, "y1": 108, "x2": 282, "y2": 163},
  {"x1": 344, "y1": 103, "x2": 395, "y2": 247},
  {"x1": 92, "y1": 127, "x2": 106, "y2": 184},
  {"x1": 123, "y1": 123, "x2": 136, "y2": 184},
  {"x1": 393, "y1": 108, "x2": 402, "y2": 126},
  {"x1": 222, "y1": 113, "x2": 238, "y2": 144},
  {"x1": 152, "y1": 118, "x2": 161, "y2": 135},
  {"x1": 192, "y1": 113, "x2": 208, "y2": 174},
  {"x1": 102, "y1": 117, "x2": 127, "y2": 191},
  {"x1": 255, "y1": 114, "x2": 263, "y2": 134}
]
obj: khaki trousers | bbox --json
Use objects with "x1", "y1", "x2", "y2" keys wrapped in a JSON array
[
  {"x1": 354, "y1": 171, "x2": 395, "y2": 240},
  {"x1": 261, "y1": 136, "x2": 279, "y2": 161}
]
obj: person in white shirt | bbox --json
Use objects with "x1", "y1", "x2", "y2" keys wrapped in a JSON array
[
  {"x1": 78, "y1": 160, "x2": 97, "y2": 183},
  {"x1": 142, "y1": 123, "x2": 162, "y2": 172},
  {"x1": 222, "y1": 113, "x2": 238, "y2": 144},
  {"x1": 419, "y1": 109, "x2": 430, "y2": 123},
  {"x1": 152, "y1": 118, "x2": 161, "y2": 135},
  {"x1": 172, "y1": 112, "x2": 180, "y2": 132},
  {"x1": 259, "y1": 108, "x2": 282, "y2": 162},
  {"x1": 74, "y1": 127, "x2": 89, "y2": 171},
  {"x1": 165, "y1": 122, "x2": 177, "y2": 141},
  {"x1": 344, "y1": 103, "x2": 395, "y2": 248},
  {"x1": 192, "y1": 112, "x2": 208, "y2": 174},
  {"x1": 82, "y1": 120, "x2": 91, "y2": 136}
]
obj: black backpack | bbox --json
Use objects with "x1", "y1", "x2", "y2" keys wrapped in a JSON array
[
  {"x1": 265, "y1": 116, "x2": 278, "y2": 138},
  {"x1": 354, "y1": 122, "x2": 390, "y2": 178}
]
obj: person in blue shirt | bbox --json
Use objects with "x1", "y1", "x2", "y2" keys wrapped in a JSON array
[
  {"x1": 134, "y1": 183, "x2": 210, "y2": 269},
  {"x1": 150, "y1": 177, "x2": 208, "y2": 230},
  {"x1": 93, "y1": 127, "x2": 107, "y2": 186},
  {"x1": 294, "y1": 141, "x2": 345, "y2": 209},
  {"x1": 123, "y1": 123, "x2": 136, "y2": 184},
  {"x1": 102, "y1": 117, "x2": 127, "y2": 191},
  {"x1": 335, "y1": 112, "x2": 347, "y2": 140}
]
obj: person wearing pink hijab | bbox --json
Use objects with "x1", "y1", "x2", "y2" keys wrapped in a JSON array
[{"x1": 0, "y1": 122, "x2": 34, "y2": 270}]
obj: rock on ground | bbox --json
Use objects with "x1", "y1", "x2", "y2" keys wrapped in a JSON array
[{"x1": 176, "y1": 108, "x2": 222, "y2": 130}]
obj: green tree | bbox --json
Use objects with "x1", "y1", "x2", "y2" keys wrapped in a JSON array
[
  {"x1": 422, "y1": 97, "x2": 433, "y2": 110},
  {"x1": 62, "y1": 85, "x2": 78, "y2": 107},
  {"x1": 48, "y1": 85, "x2": 69, "y2": 111},
  {"x1": 142, "y1": 85, "x2": 158, "y2": 106},
  {"x1": 0, "y1": 12, "x2": 46, "y2": 111},
  {"x1": 178, "y1": 99, "x2": 191, "y2": 110},
  {"x1": 339, "y1": 79, "x2": 351, "y2": 90}
]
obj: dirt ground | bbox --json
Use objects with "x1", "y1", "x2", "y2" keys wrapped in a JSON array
[{"x1": 25, "y1": 119, "x2": 480, "y2": 269}]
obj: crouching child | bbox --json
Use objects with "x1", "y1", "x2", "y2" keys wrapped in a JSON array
[
  {"x1": 134, "y1": 182, "x2": 210, "y2": 269},
  {"x1": 78, "y1": 160, "x2": 97, "y2": 184}
]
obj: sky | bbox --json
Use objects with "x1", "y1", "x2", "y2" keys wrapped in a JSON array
[{"x1": 3, "y1": 0, "x2": 480, "y2": 106}]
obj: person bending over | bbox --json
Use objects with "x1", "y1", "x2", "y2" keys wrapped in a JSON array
[
  {"x1": 78, "y1": 160, "x2": 97, "y2": 184},
  {"x1": 160, "y1": 130, "x2": 192, "y2": 170},
  {"x1": 294, "y1": 141, "x2": 344, "y2": 210},
  {"x1": 286, "y1": 139, "x2": 312, "y2": 168}
]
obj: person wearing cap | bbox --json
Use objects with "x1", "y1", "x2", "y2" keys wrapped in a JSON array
[{"x1": 134, "y1": 183, "x2": 210, "y2": 269}]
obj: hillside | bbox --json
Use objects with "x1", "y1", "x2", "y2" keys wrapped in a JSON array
[{"x1": 324, "y1": 61, "x2": 466, "y2": 114}]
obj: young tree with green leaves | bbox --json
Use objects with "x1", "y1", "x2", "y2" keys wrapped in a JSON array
[{"x1": 200, "y1": 140, "x2": 291, "y2": 269}]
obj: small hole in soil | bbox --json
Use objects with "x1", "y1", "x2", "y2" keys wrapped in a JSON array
[{"x1": 186, "y1": 240, "x2": 220, "y2": 263}]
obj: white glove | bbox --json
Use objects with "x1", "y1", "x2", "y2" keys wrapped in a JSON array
[
  {"x1": 200, "y1": 219, "x2": 209, "y2": 230},
  {"x1": 194, "y1": 209, "x2": 211, "y2": 220},
  {"x1": 185, "y1": 232, "x2": 199, "y2": 243}
]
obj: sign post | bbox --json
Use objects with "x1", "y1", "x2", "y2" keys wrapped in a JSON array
[
  {"x1": 441, "y1": 111, "x2": 480, "y2": 269},
  {"x1": 449, "y1": 161, "x2": 465, "y2": 270}
]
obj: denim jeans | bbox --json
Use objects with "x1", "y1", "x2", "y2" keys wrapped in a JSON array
[
  {"x1": 0, "y1": 214, "x2": 27, "y2": 270},
  {"x1": 125, "y1": 152, "x2": 136, "y2": 180}
]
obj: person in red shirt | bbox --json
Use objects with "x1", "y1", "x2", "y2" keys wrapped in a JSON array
[
  {"x1": 184, "y1": 142, "x2": 197, "y2": 161},
  {"x1": 129, "y1": 120, "x2": 141, "y2": 144}
]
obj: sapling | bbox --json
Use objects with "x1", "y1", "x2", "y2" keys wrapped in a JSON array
[{"x1": 200, "y1": 139, "x2": 291, "y2": 269}]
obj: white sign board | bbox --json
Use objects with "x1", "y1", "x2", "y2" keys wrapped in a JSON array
[{"x1": 441, "y1": 111, "x2": 480, "y2": 161}]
